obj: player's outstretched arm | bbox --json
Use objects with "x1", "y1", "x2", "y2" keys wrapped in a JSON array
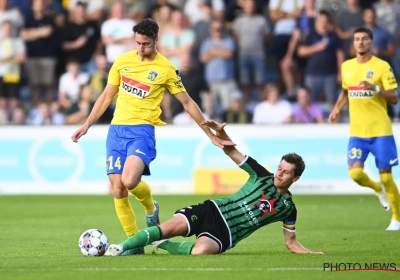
[
  {"x1": 283, "y1": 229, "x2": 323, "y2": 254},
  {"x1": 175, "y1": 92, "x2": 236, "y2": 148},
  {"x1": 71, "y1": 84, "x2": 118, "y2": 142},
  {"x1": 201, "y1": 120, "x2": 246, "y2": 165}
]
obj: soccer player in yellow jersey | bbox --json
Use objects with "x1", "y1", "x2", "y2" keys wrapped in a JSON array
[
  {"x1": 329, "y1": 27, "x2": 400, "y2": 231},
  {"x1": 71, "y1": 18, "x2": 235, "y2": 254}
]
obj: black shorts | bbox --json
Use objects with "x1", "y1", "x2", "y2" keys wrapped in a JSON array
[
  {"x1": 0, "y1": 79, "x2": 19, "y2": 99},
  {"x1": 174, "y1": 200, "x2": 231, "y2": 254}
]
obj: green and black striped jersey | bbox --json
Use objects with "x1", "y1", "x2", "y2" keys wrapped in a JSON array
[{"x1": 213, "y1": 156, "x2": 297, "y2": 249}]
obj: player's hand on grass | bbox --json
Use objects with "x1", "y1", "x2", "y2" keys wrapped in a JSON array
[
  {"x1": 71, "y1": 125, "x2": 89, "y2": 143},
  {"x1": 358, "y1": 81, "x2": 375, "y2": 91},
  {"x1": 328, "y1": 107, "x2": 340, "y2": 124}
]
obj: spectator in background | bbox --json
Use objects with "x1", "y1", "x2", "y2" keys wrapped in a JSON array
[
  {"x1": 184, "y1": 0, "x2": 225, "y2": 27},
  {"x1": 155, "y1": 4, "x2": 173, "y2": 37},
  {"x1": 146, "y1": 0, "x2": 177, "y2": 20},
  {"x1": 101, "y1": 1, "x2": 136, "y2": 65},
  {"x1": 159, "y1": 9, "x2": 194, "y2": 70},
  {"x1": 68, "y1": 0, "x2": 105, "y2": 22},
  {"x1": 280, "y1": 0, "x2": 316, "y2": 100},
  {"x1": 0, "y1": 97, "x2": 7, "y2": 124},
  {"x1": 373, "y1": 0, "x2": 400, "y2": 80},
  {"x1": 315, "y1": 0, "x2": 348, "y2": 24},
  {"x1": 298, "y1": 11, "x2": 344, "y2": 107},
  {"x1": 335, "y1": 0, "x2": 364, "y2": 59},
  {"x1": 224, "y1": 0, "x2": 264, "y2": 30},
  {"x1": 65, "y1": 84, "x2": 95, "y2": 124},
  {"x1": 0, "y1": 21, "x2": 26, "y2": 111},
  {"x1": 21, "y1": 0, "x2": 58, "y2": 105},
  {"x1": 350, "y1": 7, "x2": 395, "y2": 63},
  {"x1": 9, "y1": 106, "x2": 25, "y2": 124},
  {"x1": 192, "y1": 1, "x2": 212, "y2": 65},
  {"x1": 253, "y1": 83, "x2": 292, "y2": 124},
  {"x1": 173, "y1": 109, "x2": 210, "y2": 125},
  {"x1": 169, "y1": 53, "x2": 211, "y2": 118},
  {"x1": 269, "y1": 0, "x2": 304, "y2": 69},
  {"x1": 62, "y1": 2, "x2": 102, "y2": 74},
  {"x1": 58, "y1": 58, "x2": 90, "y2": 110},
  {"x1": 222, "y1": 90, "x2": 252, "y2": 124},
  {"x1": 233, "y1": 0, "x2": 270, "y2": 101},
  {"x1": 29, "y1": 101, "x2": 64, "y2": 125},
  {"x1": 0, "y1": 0, "x2": 24, "y2": 39},
  {"x1": 293, "y1": 86, "x2": 324, "y2": 123},
  {"x1": 200, "y1": 19, "x2": 236, "y2": 117}
]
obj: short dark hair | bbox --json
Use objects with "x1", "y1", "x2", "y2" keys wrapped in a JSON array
[
  {"x1": 281, "y1": 153, "x2": 305, "y2": 177},
  {"x1": 318, "y1": 10, "x2": 332, "y2": 23},
  {"x1": 133, "y1": 18, "x2": 159, "y2": 40},
  {"x1": 353, "y1": 27, "x2": 374, "y2": 40}
]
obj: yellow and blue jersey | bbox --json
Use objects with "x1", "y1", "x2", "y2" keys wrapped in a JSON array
[{"x1": 107, "y1": 50, "x2": 186, "y2": 126}]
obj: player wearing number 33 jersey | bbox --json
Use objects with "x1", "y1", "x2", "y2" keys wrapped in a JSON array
[{"x1": 330, "y1": 27, "x2": 400, "y2": 231}]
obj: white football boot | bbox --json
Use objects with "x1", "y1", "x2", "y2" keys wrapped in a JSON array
[
  {"x1": 104, "y1": 244, "x2": 124, "y2": 256},
  {"x1": 376, "y1": 186, "x2": 390, "y2": 211},
  {"x1": 386, "y1": 220, "x2": 400, "y2": 231}
]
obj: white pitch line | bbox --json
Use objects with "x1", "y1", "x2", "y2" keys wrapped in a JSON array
[{"x1": 0, "y1": 267, "x2": 321, "y2": 272}]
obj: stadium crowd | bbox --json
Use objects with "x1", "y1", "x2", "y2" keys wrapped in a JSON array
[{"x1": 1, "y1": 0, "x2": 400, "y2": 126}]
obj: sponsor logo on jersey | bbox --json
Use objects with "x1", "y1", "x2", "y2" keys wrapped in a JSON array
[
  {"x1": 147, "y1": 70, "x2": 158, "y2": 82},
  {"x1": 253, "y1": 192, "x2": 277, "y2": 218},
  {"x1": 348, "y1": 86, "x2": 374, "y2": 98},
  {"x1": 121, "y1": 76, "x2": 151, "y2": 98},
  {"x1": 176, "y1": 70, "x2": 181, "y2": 79},
  {"x1": 366, "y1": 70, "x2": 374, "y2": 80}
]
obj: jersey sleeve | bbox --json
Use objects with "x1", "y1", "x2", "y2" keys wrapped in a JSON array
[
  {"x1": 381, "y1": 62, "x2": 397, "y2": 90},
  {"x1": 107, "y1": 58, "x2": 121, "y2": 86},
  {"x1": 166, "y1": 66, "x2": 186, "y2": 95},
  {"x1": 238, "y1": 156, "x2": 272, "y2": 181},
  {"x1": 282, "y1": 206, "x2": 297, "y2": 232}
]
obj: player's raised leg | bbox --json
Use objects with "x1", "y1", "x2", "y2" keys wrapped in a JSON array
[
  {"x1": 347, "y1": 138, "x2": 387, "y2": 208},
  {"x1": 105, "y1": 215, "x2": 189, "y2": 256}
]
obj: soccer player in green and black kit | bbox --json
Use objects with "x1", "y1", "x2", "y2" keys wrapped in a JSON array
[{"x1": 105, "y1": 120, "x2": 323, "y2": 256}]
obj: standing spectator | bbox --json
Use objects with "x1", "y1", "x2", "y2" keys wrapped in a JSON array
[
  {"x1": 58, "y1": 58, "x2": 90, "y2": 110},
  {"x1": 0, "y1": 0, "x2": 24, "y2": 39},
  {"x1": 21, "y1": 0, "x2": 58, "y2": 105},
  {"x1": 0, "y1": 21, "x2": 26, "y2": 111},
  {"x1": 200, "y1": 19, "x2": 236, "y2": 117},
  {"x1": 184, "y1": 0, "x2": 225, "y2": 27},
  {"x1": 62, "y1": 2, "x2": 102, "y2": 74},
  {"x1": 253, "y1": 83, "x2": 292, "y2": 124},
  {"x1": 315, "y1": 0, "x2": 348, "y2": 24},
  {"x1": 224, "y1": 0, "x2": 265, "y2": 30},
  {"x1": 233, "y1": 0, "x2": 270, "y2": 101},
  {"x1": 146, "y1": 0, "x2": 177, "y2": 20},
  {"x1": 269, "y1": 0, "x2": 304, "y2": 66},
  {"x1": 101, "y1": 1, "x2": 136, "y2": 65},
  {"x1": 336, "y1": 0, "x2": 364, "y2": 59},
  {"x1": 159, "y1": 9, "x2": 194, "y2": 70},
  {"x1": 68, "y1": 0, "x2": 105, "y2": 22},
  {"x1": 293, "y1": 86, "x2": 324, "y2": 123},
  {"x1": 192, "y1": 2, "x2": 213, "y2": 64},
  {"x1": 298, "y1": 11, "x2": 344, "y2": 107},
  {"x1": 222, "y1": 90, "x2": 252, "y2": 124},
  {"x1": 280, "y1": 0, "x2": 316, "y2": 100},
  {"x1": 350, "y1": 7, "x2": 395, "y2": 64}
]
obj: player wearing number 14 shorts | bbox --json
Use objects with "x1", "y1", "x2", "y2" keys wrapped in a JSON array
[
  {"x1": 71, "y1": 18, "x2": 234, "y2": 255},
  {"x1": 329, "y1": 27, "x2": 400, "y2": 231}
]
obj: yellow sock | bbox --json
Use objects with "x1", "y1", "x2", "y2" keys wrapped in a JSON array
[
  {"x1": 380, "y1": 173, "x2": 400, "y2": 221},
  {"x1": 349, "y1": 168, "x2": 382, "y2": 193},
  {"x1": 129, "y1": 181, "x2": 155, "y2": 215},
  {"x1": 114, "y1": 197, "x2": 138, "y2": 237}
]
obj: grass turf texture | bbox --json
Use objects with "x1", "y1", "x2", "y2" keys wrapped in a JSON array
[{"x1": 0, "y1": 195, "x2": 399, "y2": 280}]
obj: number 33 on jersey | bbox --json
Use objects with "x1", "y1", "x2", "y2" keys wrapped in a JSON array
[{"x1": 107, "y1": 50, "x2": 187, "y2": 126}]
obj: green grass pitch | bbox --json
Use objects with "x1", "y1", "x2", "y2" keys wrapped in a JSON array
[{"x1": 0, "y1": 195, "x2": 399, "y2": 280}]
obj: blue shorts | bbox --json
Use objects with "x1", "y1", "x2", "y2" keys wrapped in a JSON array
[
  {"x1": 347, "y1": 136, "x2": 398, "y2": 169},
  {"x1": 106, "y1": 125, "x2": 156, "y2": 175}
]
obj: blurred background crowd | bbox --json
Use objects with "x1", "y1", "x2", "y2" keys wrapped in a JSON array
[{"x1": 1, "y1": 0, "x2": 400, "y2": 126}]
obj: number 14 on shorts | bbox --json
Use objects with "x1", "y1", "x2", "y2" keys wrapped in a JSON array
[{"x1": 107, "y1": 156, "x2": 122, "y2": 170}]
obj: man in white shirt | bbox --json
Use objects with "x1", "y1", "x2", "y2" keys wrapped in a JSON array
[{"x1": 101, "y1": 1, "x2": 136, "y2": 64}]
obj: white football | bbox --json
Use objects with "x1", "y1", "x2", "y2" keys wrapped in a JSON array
[{"x1": 78, "y1": 229, "x2": 108, "y2": 256}]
